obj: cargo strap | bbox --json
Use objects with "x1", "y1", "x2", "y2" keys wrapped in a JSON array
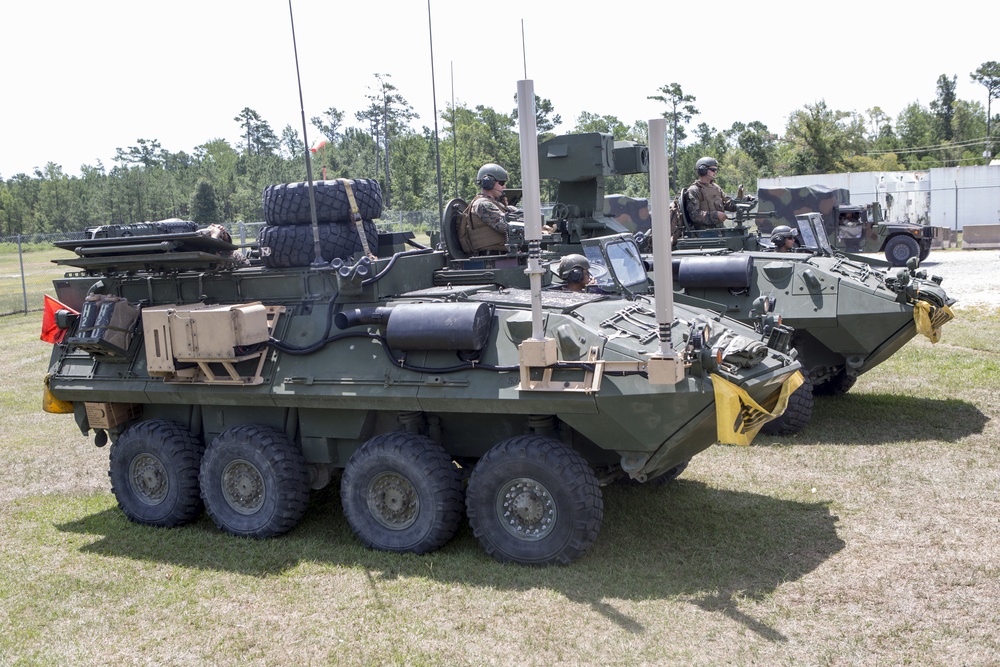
[{"x1": 336, "y1": 178, "x2": 376, "y2": 259}]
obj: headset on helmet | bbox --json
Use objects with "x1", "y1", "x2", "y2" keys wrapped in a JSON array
[
  {"x1": 556, "y1": 254, "x2": 590, "y2": 284},
  {"x1": 696, "y1": 156, "x2": 719, "y2": 177},
  {"x1": 477, "y1": 163, "x2": 509, "y2": 191},
  {"x1": 770, "y1": 225, "x2": 794, "y2": 245}
]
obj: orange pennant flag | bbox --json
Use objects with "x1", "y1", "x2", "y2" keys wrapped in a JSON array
[{"x1": 40, "y1": 294, "x2": 78, "y2": 344}]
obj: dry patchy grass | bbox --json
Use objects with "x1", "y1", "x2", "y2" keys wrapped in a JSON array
[{"x1": 1, "y1": 307, "x2": 998, "y2": 666}]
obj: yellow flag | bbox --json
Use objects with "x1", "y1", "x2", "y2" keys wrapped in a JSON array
[
  {"x1": 913, "y1": 301, "x2": 955, "y2": 344},
  {"x1": 711, "y1": 371, "x2": 804, "y2": 446}
]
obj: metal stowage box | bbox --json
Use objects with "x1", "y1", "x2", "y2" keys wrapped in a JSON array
[{"x1": 142, "y1": 302, "x2": 269, "y2": 373}]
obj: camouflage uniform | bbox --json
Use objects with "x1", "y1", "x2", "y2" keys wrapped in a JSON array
[
  {"x1": 684, "y1": 180, "x2": 736, "y2": 229},
  {"x1": 469, "y1": 193, "x2": 512, "y2": 253}
]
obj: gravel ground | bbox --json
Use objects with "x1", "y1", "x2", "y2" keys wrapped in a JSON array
[{"x1": 860, "y1": 248, "x2": 1000, "y2": 308}]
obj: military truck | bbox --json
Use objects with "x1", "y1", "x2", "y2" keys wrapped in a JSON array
[
  {"x1": 440, "y1": 132, "x2": 956, "y2": 434},
  {"x1": 41, "y1": 190, "x2": 801, "y2": 566},
  {"x1": 756, "y1": 184, "x2": 933, "y2": 266}
]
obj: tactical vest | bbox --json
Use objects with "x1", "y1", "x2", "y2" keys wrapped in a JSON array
[{"x1": 468, "y1": 195, "x2": 508, "y2": 252}]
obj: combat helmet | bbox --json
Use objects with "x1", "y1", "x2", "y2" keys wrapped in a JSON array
[
  {"x1": 695, "y1": 156, "x2": 719, "y2": 176},
  {"x1": 554, "y1": 254, "x2": 590, "y2": 283},
  {"x1": 770, "y1": 225, "x2": 794, "y2": 245},
  {"x1": 476, "y1": 163, "x2": 509, "y2": 190}
]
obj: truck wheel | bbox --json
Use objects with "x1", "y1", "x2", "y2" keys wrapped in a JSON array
[
  {"x1": 466, "y1": 435, "x2": 603, "y2": 566},
  {"x1": 919, "y1": 242, "x2": 931, "y2": 262},
  {"x1": 108, "y1": 419, "x2": 204, "y2": 527},
  {"x1": 263, "y1": 179, "x2": 383, "y2": 225},
  {"x1": 760, "y1": 373, "x2": 814, "y2": 436},
  {"x1": 884, "y1": 235, "x2": 920, "y2": 267},
  {"x1": 813, "y1": 369, "x2": 857, "y2": 397},
  {"x1": 199, "y1": 424, "x2": 309, "y2": 538},
  {"x1": 340, "y1": 432, "x2": 464, "y2": 554},
  {"x1": 257, "y1": 220, "x2": 379, "y2": 268}
]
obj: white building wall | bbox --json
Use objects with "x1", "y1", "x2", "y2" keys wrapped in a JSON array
[{"x1": 928, "y1": 166, "x2": 1000, "y2": 232}]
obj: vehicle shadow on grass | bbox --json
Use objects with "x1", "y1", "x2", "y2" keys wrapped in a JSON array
[
  {"x1": 55, "y1": 479, "x2": 843, "y2": 642},
  {"x1": 758, "y1": 394, "x2": 988, "y2": 445}
]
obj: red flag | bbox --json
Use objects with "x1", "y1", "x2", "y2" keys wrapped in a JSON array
[{"x1": 41, "y1": 294, "x2": 78, "y2": 344}]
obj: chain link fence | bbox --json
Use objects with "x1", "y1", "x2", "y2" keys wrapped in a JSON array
[{"x1": 0, "y1": 213, "x2": 438, "y2": 318}]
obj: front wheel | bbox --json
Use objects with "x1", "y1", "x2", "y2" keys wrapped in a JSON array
[
  {"x1": 466, "y1": 436, "x2": 603, "y2": 566},
  {"x1": 760, "y1": 372, "x2": 814, "y2": 436},
  {"x1": 199, "y1": 424, "x2": 309, "y2": 538},
  {"x1": 884, "y1": 235, "x2": 920, "y2": 267},
  {"x1": 340, "y1": 432, "x2": 464, "y2": 555}
]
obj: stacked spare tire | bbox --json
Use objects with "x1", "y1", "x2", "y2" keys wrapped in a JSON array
[{"x1": 258, "y1": 179, "x2": 382, "y2": 268}]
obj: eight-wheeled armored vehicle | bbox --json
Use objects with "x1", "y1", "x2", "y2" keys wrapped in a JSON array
[
  {"x1": 41, "y1": 185, "x2": 801, "y2": 565},
  {"x1": 440, "y1": 132, "x2": 956, "y2": 434}
]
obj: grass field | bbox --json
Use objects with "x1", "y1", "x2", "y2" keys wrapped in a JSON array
[{"x1": 1, "y1": 302, "x2": 998, "y2": 665}]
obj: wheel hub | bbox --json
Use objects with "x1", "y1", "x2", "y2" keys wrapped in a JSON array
[
  {"x1": 222, "y1": 459, "x2": 265, "y2": 515},
  {"x1": 129, "y1": 454, "x2": 168, "y2": 505},
  {"x1": 496, "y1": 478, "x2": 556, "y2": 541},
  {"x1": 367, "y1": 472, "x2": 418, "y2": 530}
]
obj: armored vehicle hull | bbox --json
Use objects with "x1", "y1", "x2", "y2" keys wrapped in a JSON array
[{"x1": 43, "y1": 230, "x2": 800, "y2": 565}]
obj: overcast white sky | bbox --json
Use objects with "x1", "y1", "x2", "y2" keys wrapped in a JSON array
[{"x1": 1, "y1": 0, "x2": 994, "y2": 178}]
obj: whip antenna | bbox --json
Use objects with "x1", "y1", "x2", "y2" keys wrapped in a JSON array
[{"x1": 287, "y1": 0, "x2": 324, "y2": 267}]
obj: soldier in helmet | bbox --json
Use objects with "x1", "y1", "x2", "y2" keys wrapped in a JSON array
[
  {"x1": 467, "y1": 163, "x2": 517, "y2": 254},
  {"x1": 684, "y1": 157, "x2": 741, "y2": 230},
  {"x1": 770, "y1": 225, "x2": 797, "y2": 252},
  {"x1": 552, "y1": 254, "x2": 595, "y2": 292}
]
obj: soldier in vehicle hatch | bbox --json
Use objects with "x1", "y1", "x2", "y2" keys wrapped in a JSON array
[
  {"x1": 468, "y1": 163, "x2": 517, "y2": 255},
  {"x1": 552, "y1": 254, "x2": 596, "y2": 292},
  {"x1": 684, "y1": 157, "x2": 746, "y2": 229},
  {"x1": 770, "y1": 225, "x2": 798, "y2": 252}
]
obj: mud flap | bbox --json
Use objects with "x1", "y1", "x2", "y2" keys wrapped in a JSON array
[
  {"x1": 712, "y1": 370, "x2": 804, "y2": 446},
  {"x1": 913, "y1": 301, "x2": 955, "y2": 344}
]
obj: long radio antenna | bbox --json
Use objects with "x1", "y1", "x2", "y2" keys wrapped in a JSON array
[
  {"x1": 287, "y1": 0, "x2": 324, "y2": 267},
  {"x1": 428, "y1": 0, "x2": 444, "y2": 220},
  {"x1": 521, "y1": 20, "x2": 527, "y2": 79}
]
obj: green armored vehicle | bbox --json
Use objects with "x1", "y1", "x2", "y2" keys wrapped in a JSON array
[
  {"x1": 41, "y1": 194, "x2": 800, "y2": 565},
  {"x1": 445, "y1": 132, "x2": 955, "y2": 435}
]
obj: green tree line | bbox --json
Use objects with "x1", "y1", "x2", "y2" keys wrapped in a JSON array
[{"x1": 2, "y1": 64, "x2": 998, "y2": 236}]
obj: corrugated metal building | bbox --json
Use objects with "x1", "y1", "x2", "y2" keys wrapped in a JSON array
[{"x1": 758, "y1": 164, "x2": 1000, "y2": 231}]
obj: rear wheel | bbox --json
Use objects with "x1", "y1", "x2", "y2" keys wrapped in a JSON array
[
  {"x1": 340, "y1": 432, "x2": 464, "y2": 554},
  {"x1": 466, "y1": 436, "x2": 603, "y2": 566},
  {"x1": 884, "y1": 235, "x2": 920, "y2": 267},
  {"x1": 760, "y1": 372, "x2": 814, "y2": 436},
  {"x1": 108, "y1": 419, "x2": 204, "y2": 527},
  {"x1": 199, "y1": 424, "x2": 309, "y2": 538}
]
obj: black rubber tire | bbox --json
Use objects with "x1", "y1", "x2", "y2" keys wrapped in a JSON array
[
  {"x1": 340, "y1": 432, "x2": 464, "y2": 555},
  {"x1": 919, "y1": 242, "x2": 931, "y2": 262},
  {"x1": 760, "y1": 372, "x2": 814, "y2": 436},
  {"x1": 199, "y1": 424, "x2": 309, "y2": 538},
  {"x1": 466, "y1": 435, "x2": 603, "y2": 566},
  {"x1": 108, "y1": 419, "x2": 204, "y2": 527},
  {"x1": 813, "y1": 368, "x2": 858, "y2": 397},
  {"x1": 263, "y1": 180, "x2": 383, "y2": 225},
  {"x1": 257, "y1": 219, "x2": 378, "y2": 268},
  {"x1": 884, "y1": 235, "x2": 920, "y2": 267}
]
